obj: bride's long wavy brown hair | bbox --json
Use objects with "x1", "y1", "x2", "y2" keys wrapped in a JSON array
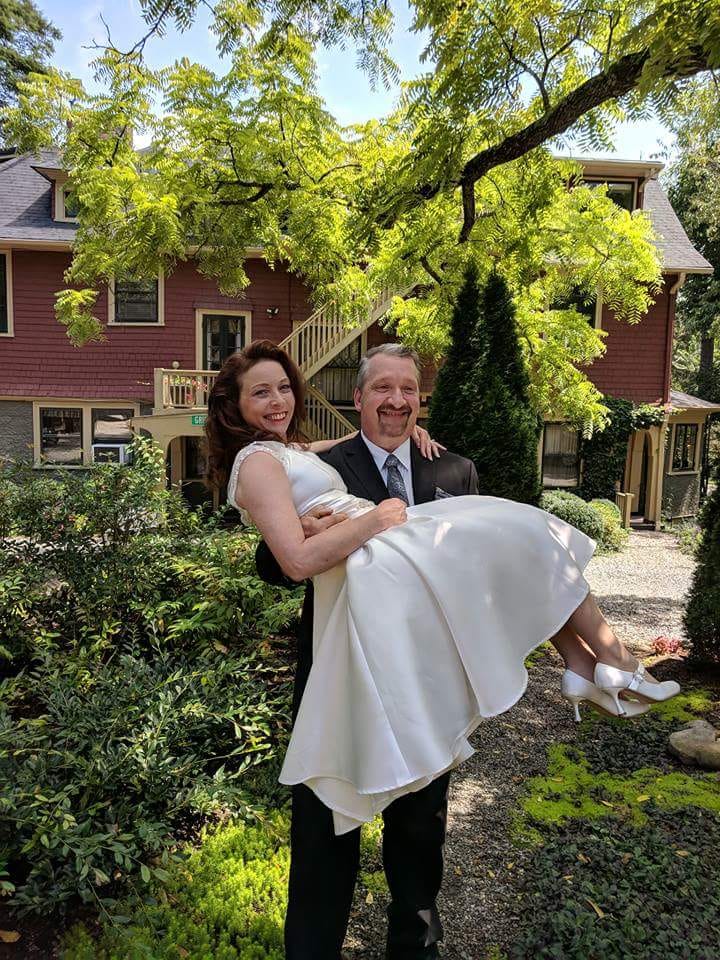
[{"x1": 205, "y1": 339, "x2": 307, "y2": 493}]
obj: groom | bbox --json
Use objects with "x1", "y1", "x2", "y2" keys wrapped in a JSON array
[{"x1": 255, "y1": 343, "x2": 479, "y2": 960}]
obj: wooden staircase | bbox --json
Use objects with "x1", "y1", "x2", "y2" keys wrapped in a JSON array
[{"x1": 278, "y1": 284, "x2": 402, "y2": 439}]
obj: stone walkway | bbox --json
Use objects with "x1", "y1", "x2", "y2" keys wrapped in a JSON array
[{"x1": 344, "y1": 530, "x2": 696, "y2": 959}]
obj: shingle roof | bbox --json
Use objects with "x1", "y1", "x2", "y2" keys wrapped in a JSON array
[
  {"x1": 642, "y1": 179, "x2": 713, "y2": 275},
  {"x1": 0, "y1": 150, "x2": 77, "y2": 243},
  {"x1": 670, "y1": 389, "x2": 720, "y2": 411}
]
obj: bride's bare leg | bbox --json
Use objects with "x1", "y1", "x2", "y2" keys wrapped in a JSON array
[
  {"x1": 565, "y1": 592, "x2": 659, "y2": 681},
  {"x1": 549, "y1": 624, "x2": 596, "y2": 681}
]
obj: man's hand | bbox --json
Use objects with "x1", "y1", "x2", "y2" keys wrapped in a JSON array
[{"x1": 300, "y1": 506, "x2": 349, "y2": 538}]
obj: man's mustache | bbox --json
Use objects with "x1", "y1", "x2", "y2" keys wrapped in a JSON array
[{"x1": 377, "y1": 406, "x2": 412, "y2": 416}]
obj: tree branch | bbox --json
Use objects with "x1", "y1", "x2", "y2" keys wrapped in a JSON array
[
  {"x1": 460, "y1": 45, "x2": 710, "y2": 199},
  {"x1": 420, "y1": 255, "x2": 443, "y2": 284}
]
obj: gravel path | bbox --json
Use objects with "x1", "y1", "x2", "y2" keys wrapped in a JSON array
[{"x1": 344, "y1": 530, "x2": 696, "y2": 959}]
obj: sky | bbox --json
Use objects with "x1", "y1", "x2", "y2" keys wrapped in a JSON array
[{"x1": 38, "y1": 0, "x2": 676, "y2": 163}]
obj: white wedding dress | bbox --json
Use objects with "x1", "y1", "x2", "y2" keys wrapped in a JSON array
[{"x1": 228, "y1": 440, "x2": 596, "y2": 834}]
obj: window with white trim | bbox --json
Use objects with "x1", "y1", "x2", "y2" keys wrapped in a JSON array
[
  {"x1": 39, "y1": 407, "x2": 83, "y2": 465},
  {"x1": 113, "y1": 279, "x2": 159, "y2": 324},
  {"x1": 53, "y1": 181, "x2": 80, "y2": 222},
  {"x1": 35, "y1": 403, "x2": 138, "y2": 467},
  {"x1": 583, "y1": 179, "x2": 636, "y2": 212},
  {"x1": 0, "y1": 251, "x2": 11, "y2": 335},
  {"x1": 542, "y1": 423, "x2": 581, "y2": 488}
]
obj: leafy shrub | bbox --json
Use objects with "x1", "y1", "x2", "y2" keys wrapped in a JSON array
[
  {"x1": 0, "y1": 439, "x2": 302, "y2": 913},
  {"x1": 540, "y1": 490, "x2": 604, "y2": 542},
  {"x1": 672, "y1": 519, "x2": 704, "y2": 557},
  {"x1": 61, "y1": 815, "x2": 290, "y2": 959},
  {"x1": 589, "y1": 497, "x2": 629, "y2": 552}
]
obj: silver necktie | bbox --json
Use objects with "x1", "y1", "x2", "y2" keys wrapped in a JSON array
[{"x1": 384, "y1": 453, "x2": 409, "y2": 505}]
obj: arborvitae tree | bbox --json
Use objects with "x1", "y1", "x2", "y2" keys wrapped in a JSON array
[
  {"x1": 684, "y1": 465, "x2": 720, "y2": 665},
  {"x1": 467, "y1": 272, "x2": 542, "y2": 504},
  {"x1": 429, "y1": 268, "x2": 542, "y2": 504},
  {"x1": 427, "y1": 262, "x2": 484, "y2": 448}
]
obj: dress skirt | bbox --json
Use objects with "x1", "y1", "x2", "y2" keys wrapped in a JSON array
[{"x1": 279, "y1": 495, "x2": 596, "y2": 834}]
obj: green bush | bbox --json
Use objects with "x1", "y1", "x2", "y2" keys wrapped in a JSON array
[
  {"x1": 61, "y1": 815, "x2": 290, "y2": 959},
  {"x1": 684, "y1": 465, "x2": 720, "y2": 665},
  {"x1": 589, "y1": 498, "x2": 629, "y2": 552},
  {"x1": 540, "y1": 490, "x2": 604, "y2": 542},
  {"x1": 540, "y1": 491, "x2": 627, "y2": 552},
  {"x1": 0, "y1": 439, "x2": 302, "y2": 913}
]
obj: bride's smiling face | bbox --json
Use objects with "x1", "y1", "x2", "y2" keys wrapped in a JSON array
[{"x1": 239, "y1": 360, "x2": 296, "y2": 437}]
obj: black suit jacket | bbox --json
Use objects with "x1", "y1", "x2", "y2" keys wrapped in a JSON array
[{"x1": 254, "y1": 434, "x2": 479, "y2": 715}]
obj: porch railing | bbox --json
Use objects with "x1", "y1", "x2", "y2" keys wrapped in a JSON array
[{"x1": 154, "y1": 368, "x2": 216, "y2": 412}]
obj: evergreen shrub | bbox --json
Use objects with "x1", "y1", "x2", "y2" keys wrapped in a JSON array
[
  {"x1": 684, "y1": 465, "x2": 720, "y2": 665},
  {"x1": 429, "y1": 268, "x2": 541, "y2": 504},
  {"x1": 540, "y1": 491, "x2": 604, "y2": 542}
]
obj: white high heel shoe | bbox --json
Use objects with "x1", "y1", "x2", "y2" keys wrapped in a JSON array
[
  {"x1": 561, "y1": 669, "x2": 651, "y2": 722},
  {"x1": 593, "y1": 661, "x2": 680, "y2": 716}
]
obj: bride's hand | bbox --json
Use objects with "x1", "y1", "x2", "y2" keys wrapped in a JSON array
[
  {"x1": 412, "y1": 425, "x2": 446, "y2": 460},
  {"x1": 371, "y1": 498, "x2": 407, "y2": 534}
]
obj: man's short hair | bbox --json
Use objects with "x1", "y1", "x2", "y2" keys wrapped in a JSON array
[{"x1": 356, "y1": 343, "x2": 421, "y2": 392}]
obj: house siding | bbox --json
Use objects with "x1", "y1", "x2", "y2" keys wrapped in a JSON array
[
  {"x1": 0, "y1": 252, "x2": 312, "y2": 403},
  {"x1": 586, "y1": 278, "x2": 676, "y2": 404}
]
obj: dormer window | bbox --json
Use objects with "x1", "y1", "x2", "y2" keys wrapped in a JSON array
[
  {"x1": 54, "y1": 180, "x2": 79, "y2": 222},
  {"x1": 583, "y1": 179, "x2": 636, "y2": 212}
]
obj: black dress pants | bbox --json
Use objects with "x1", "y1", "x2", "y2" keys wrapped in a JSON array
[{"x1": 285, "y1": 632, "x2": 450, "y2": 959}]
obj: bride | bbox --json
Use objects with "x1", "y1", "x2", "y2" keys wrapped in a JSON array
[{"x1": 206, "y1": 339, "x2": 679, "y2": 834}]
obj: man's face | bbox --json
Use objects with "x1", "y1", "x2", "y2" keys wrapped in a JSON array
[{"x1": 354, "y1": 354, "x2": 420, "y2": 450}]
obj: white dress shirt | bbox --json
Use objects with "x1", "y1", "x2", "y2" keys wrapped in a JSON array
[{"x1": 360, "y1": 432, "x2": 415, "y2": 506}]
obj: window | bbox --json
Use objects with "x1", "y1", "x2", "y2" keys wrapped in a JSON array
[
  {"x1": 63, "y1": 187, "x2": 80, "y2": 219},
  {"x1": 583, "y1": 179, "x2": 635, "y2": 212},
  {"x1": 91, "y1": 408, "x2": 134, "y2": 462},
  {"x1": 54, "y1": 181, "x2": 80, "y2": 222},
  {"x1": 550, "y1": 284, "x2": 600, "y2": 329},
  {"x1": 0, "y1": 251, "x2": 9, "y2": 335},
  {"x1": 39, "y1": 407, "x2": 83, "y2": 465},
  {"x1": 542, "y1": 423, "x2": 580, "y2": 488},
  {"x1": 672, "y1": 423, "x2": 699, "y2": 472},
  {"x1": 34, "y1": 403, "x2": 138, "y2": 467},
  {"x1": 111, "y1": 277, "x2": 163, "y2": 325}
]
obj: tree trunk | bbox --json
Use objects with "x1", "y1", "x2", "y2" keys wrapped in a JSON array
[{"x1": 700, "y1": 336, "x2": 715, "y2": 375}]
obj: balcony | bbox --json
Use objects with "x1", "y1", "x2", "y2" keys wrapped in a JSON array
[{"x1": 153, "y1": 368, "x2": 217, "y2": 414}]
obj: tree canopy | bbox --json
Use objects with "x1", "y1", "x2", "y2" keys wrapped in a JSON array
[
  {"x1": 0, "y1": 0, "x2": 60, "y2": 135},
  {"x1": 4, "y1": 0, "x2": 720, "y2": 426}
]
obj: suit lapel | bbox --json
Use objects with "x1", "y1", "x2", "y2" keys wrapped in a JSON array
[
  {"x1": 411, "y1": 443, "x2": 438, "y2": 505},
  {"x1": 338, "y1": 433, "x2": 391, "y2": 503}
]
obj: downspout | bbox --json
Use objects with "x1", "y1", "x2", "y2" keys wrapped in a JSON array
[{"x1": 652, "y1": 413, "x2": 671, "y2": 529}]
